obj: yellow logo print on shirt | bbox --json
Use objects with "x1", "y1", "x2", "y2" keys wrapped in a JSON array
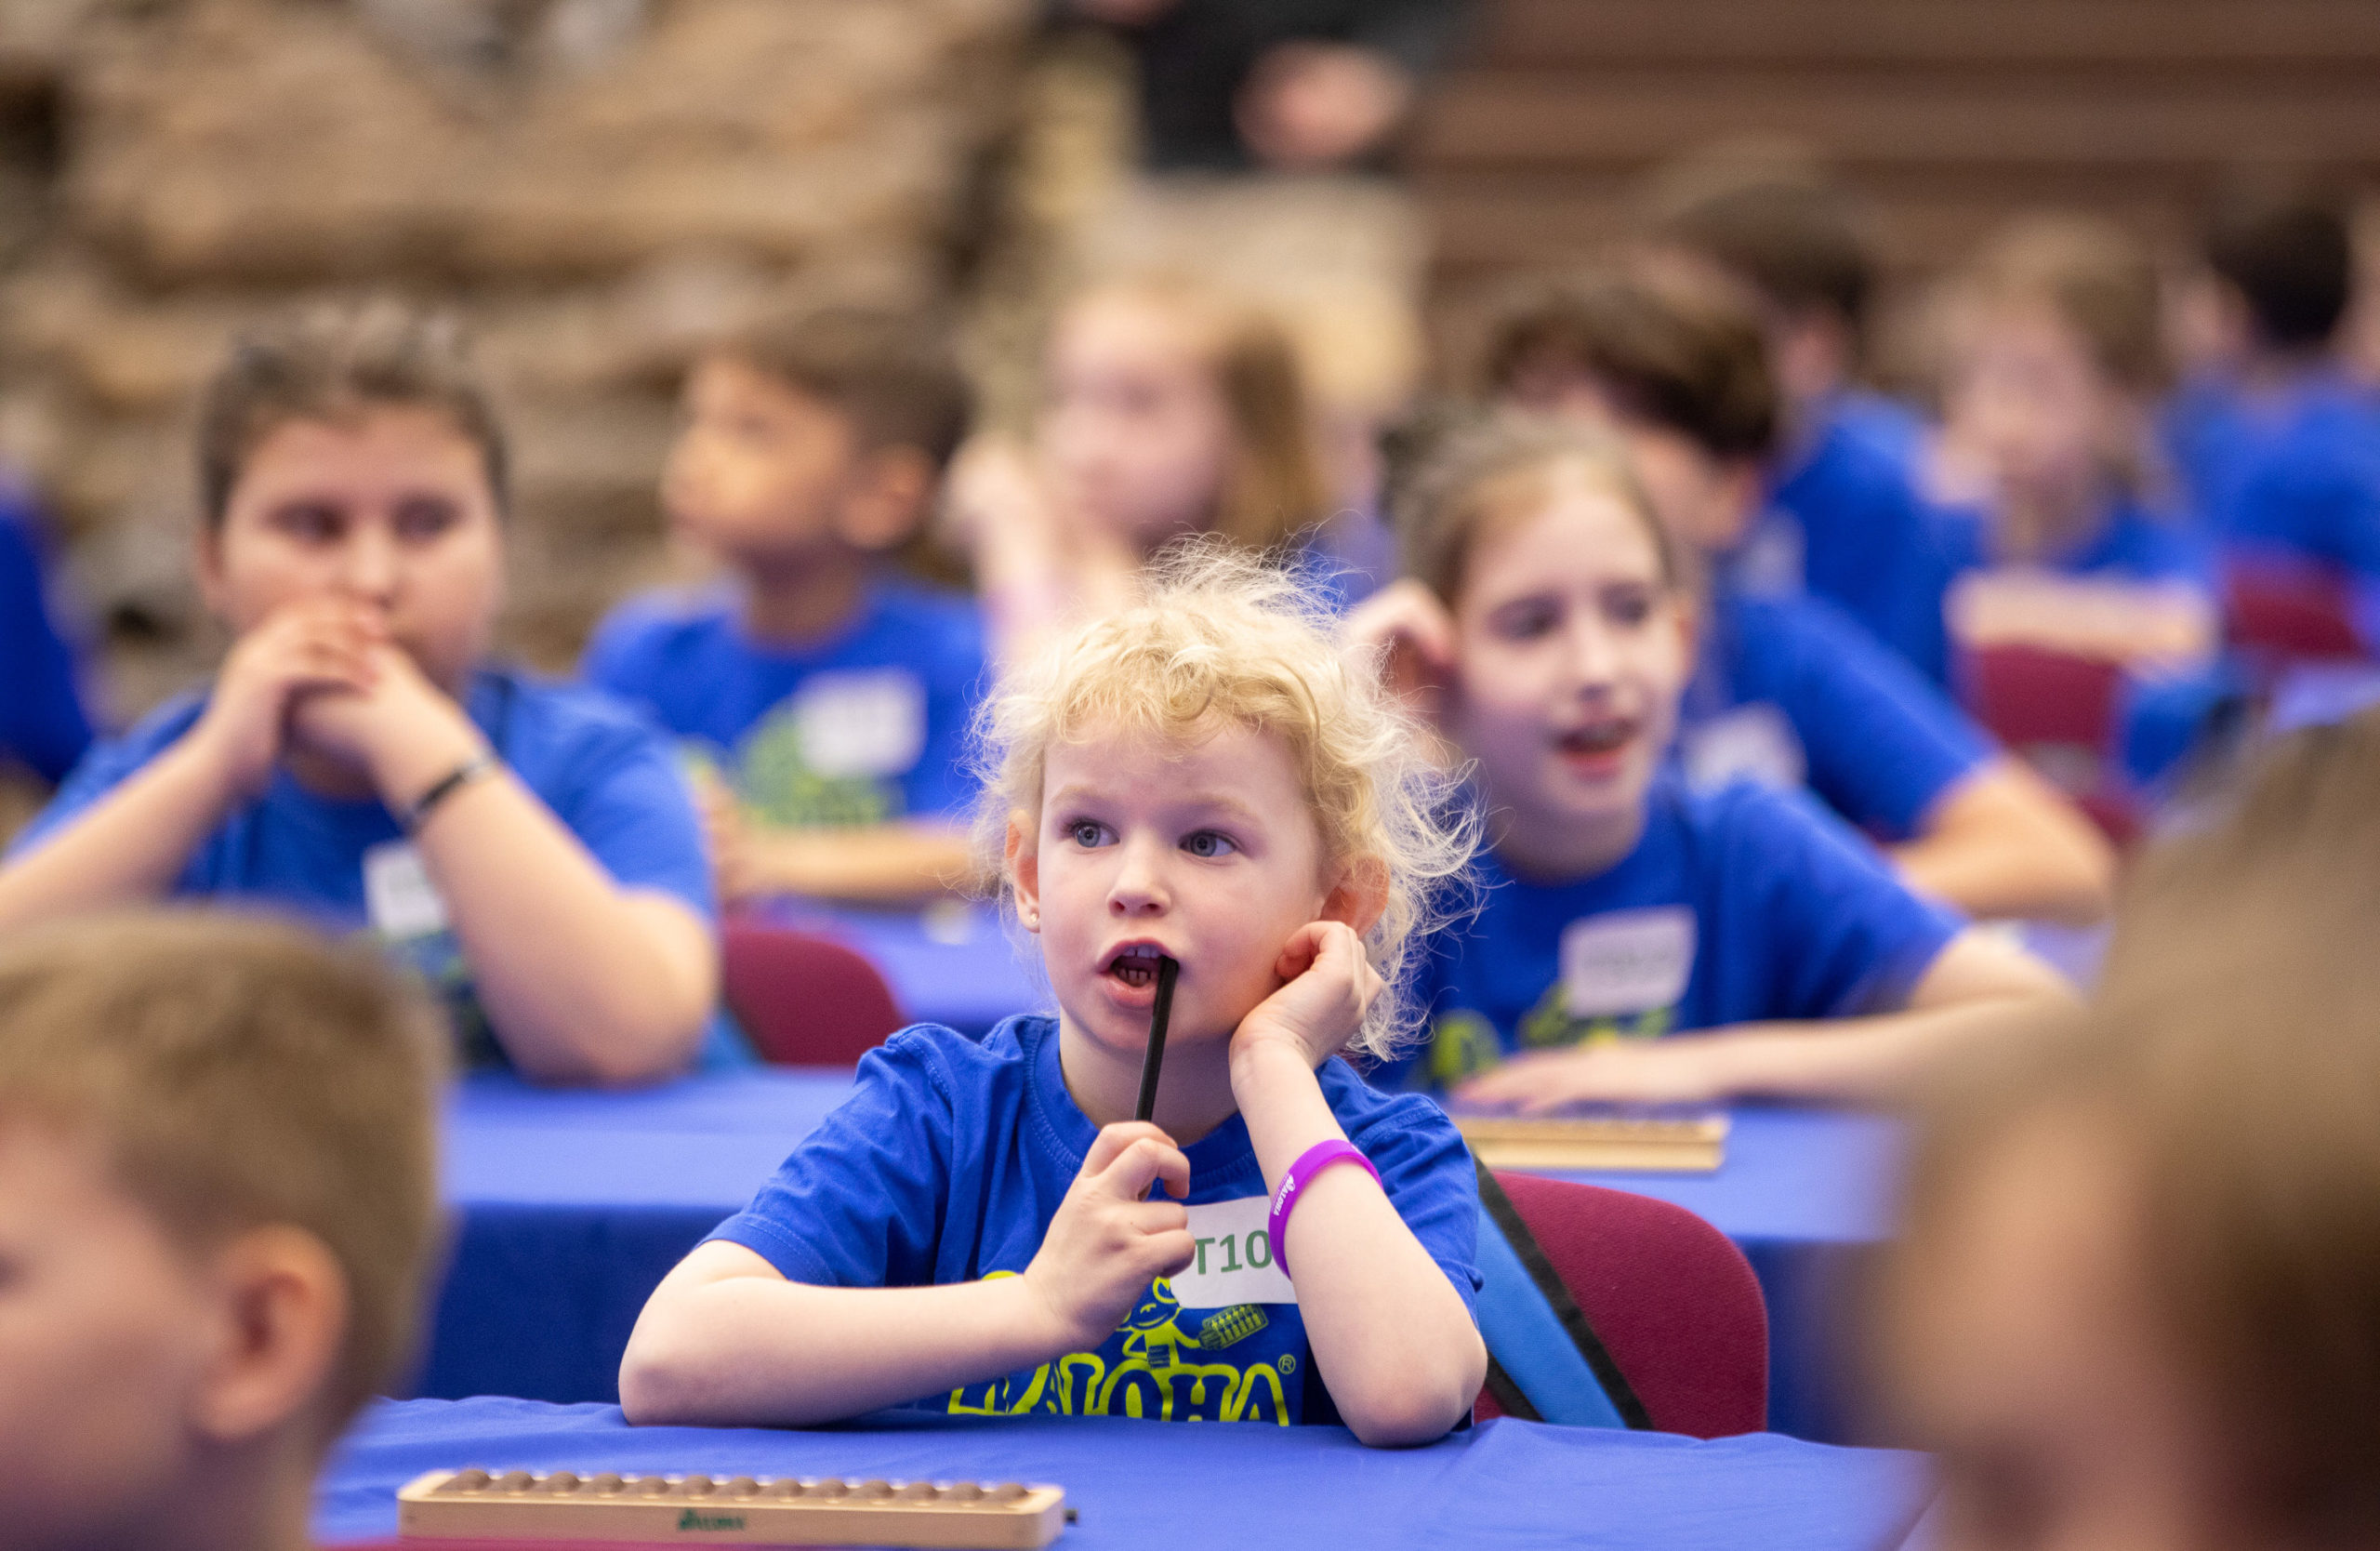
[
  {"x1": 946, "y1": 1276, "x2": 1289, "y2": 1425},
  {"x1": 1428, "y1": 984, "x2": 1674, "y2": 1086}
]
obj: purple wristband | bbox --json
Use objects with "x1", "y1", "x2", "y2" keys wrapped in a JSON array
[{"x1": 1265, "y1": 1140, "x2": 1382, "y2": 1280}]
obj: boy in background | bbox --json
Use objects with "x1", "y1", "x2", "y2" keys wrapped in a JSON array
[
  {"x1": 585, "y1": 308, "x2": 984, "y2": 906},
  {"x1": 0, "y1": 909, "x2": 443, "y2": 1551},
  {"x1": 1652, "y1": 174, "x2": 1965, "y2": 683},
  {"x1": 2165, "y1": 183, "x2": 2380, "y2": 622}
]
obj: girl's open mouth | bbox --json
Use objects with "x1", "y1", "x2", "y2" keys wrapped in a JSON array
[
  {"x1": 1104, "y1": 943, "x2": 1170, "y2": 988},
  {"x1": 1556, "y1": 717, "x2": 1636, "y2": 758}
]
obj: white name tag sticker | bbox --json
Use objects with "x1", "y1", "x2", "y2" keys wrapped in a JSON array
[
  {"x1": 794, "y1": 669, "x2": 928, "y2": 780},
  {"x1": 1170, "y1": 1196, "x2": 1295, "y2": 1308},
  {"x1": 1681, "y1": 702, "x2": 1807, "y2": 794},
  {"x1": 1561, "y1": 908, "x2": 1696, "y2": 1019},
  {"x1": 363, "y1": 842, "x2": 450, "y2": 941}
]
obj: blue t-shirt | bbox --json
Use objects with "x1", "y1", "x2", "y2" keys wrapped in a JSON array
[
  {"x1": 1749, "y1": 393, "x2": 1963, "y2": 683},
  {"x1": 583, "y1": 579, "x2": 988, "y2": 827},
  {"x1": 15, "y1": 668, "x2": 738, "y2": 1069},
  {"x1": 1678, "y1": 589, "x2": 1992, "y2": 840},
  {"x1": 2212, "y1": 377, "x2": 2380, "y2": 579},
  {"x1": 1378, "y1": 775, "x2": 1964, "y2": 1092},
  {"x1": 0, "y1": 491, "x2": 94, "y2": 784},
  {"x1": 707, "y1": 1013, "x2": 1482, "y2": 1427}
]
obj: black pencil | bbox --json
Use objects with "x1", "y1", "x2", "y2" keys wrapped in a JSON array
[{"x1": 1134, "y1": 955, "x2": 1180, "y2": 1124}]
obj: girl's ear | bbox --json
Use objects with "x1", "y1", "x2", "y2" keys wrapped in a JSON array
[
  {"x1": 1005, "y1": 813, "x2": 1043, "y2": 934},
  {"x1": 1322, "y1": 854, "x2": 1391, "y2": 939}
]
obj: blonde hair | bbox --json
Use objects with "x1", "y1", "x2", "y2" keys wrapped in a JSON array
[
  {"x1": 972, "y1": 543, "x2": 1477, "y2": 1059},
  {"x1": 0, "y1": 909, "x2": 448, "y2": 1433},
  {"x1": 1058, "y1": 273, "x2": 1330, "y2": 553}
]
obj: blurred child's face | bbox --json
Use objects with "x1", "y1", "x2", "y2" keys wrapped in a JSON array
[
  {"x1": 1446, "y1": 479, "x2": 1692, "y2": 875},
  {"x1": 1889, "y1": 1112, "x2": 2241, "y2": 1551},
  {"x1": 665, "y1": 355, "x2": 862, "y2": 565},
  {"x1": 1040, "y1": 294, "x2": 1235, "y2": 553},
  {"x1": 1015, "y1": 720, "x2": 1342, "y2": 1062},
  {"x1": 1942, "y1": 302, "x2": 2123, "y2": 510},
  {"x1": 201, "y1": 406, "x2": 504, "y2": 693},
  {"x1": 0, "y1": 1121, "x2": 223, "y2": 1546}
]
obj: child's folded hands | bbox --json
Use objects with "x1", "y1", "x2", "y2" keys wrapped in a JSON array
[
  {"x1": 191, "y1": 599, "x2": 388, "y2": 798},
  {"x1": 1024, "y1": 1120, "x2": 1195, "y2": 1353}
]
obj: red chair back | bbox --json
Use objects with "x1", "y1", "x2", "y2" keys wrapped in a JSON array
[
  {"x1": 720, "y1": 919, "x2": 906, "y2": 1067},
  {"x1": 1960, "y1": 642, "x2": 2123, "y2": 751},
  {"x1": 2224, "y1": 561, "x2": 2363, "y2": 662},
  {"x1": 1474, "y1": 1171, "x2": 1768, "y2": 1438}
]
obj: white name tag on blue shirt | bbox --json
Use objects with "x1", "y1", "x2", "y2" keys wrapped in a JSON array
[
  {"x1": 1561, "y1": 908, "x2": 1697, "y2": 1019},
  {"x1": 1171, "y1": 1195, "x2": 1295, "y2": 1307},
  {"x1": 363, "y1": 842, "x2": 450, "y2": 941},
  {"x1": 795, "y1": 669, "x2": 927, "y2": 779}
]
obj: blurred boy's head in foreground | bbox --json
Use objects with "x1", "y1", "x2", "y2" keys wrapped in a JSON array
[
  {"x1": 0, "y1": 910, "x2": 446, "y2": 1551},
  {"x1": 1884, "y1": 710, "x2": 2380, "y2": 1551}
]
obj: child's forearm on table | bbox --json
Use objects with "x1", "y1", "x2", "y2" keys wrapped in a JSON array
[
  {"x1": 1698, "y1": 986, "x2": 2077, "y2": 1106},
  {"x1": 1234, "y1": 1043, "x2": 1486, "y2": 1445},
  {"x1": 0, "y1": 738, "x2": 231, "y2": 930},
  {"x1": 621, "y1": 1257, "x2": 1067, "y2": 1427},
  {"x1": 747, "y1": 821, "x2": 978, "y2": 905}
]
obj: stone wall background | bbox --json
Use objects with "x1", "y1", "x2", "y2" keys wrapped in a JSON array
[{"x1": 0, "y1": 0, "x2": 1033, "y2": 719}]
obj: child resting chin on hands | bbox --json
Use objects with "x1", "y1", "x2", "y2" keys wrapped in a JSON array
[{"x1": 621, "y1": 547, "x2": 1488, "y2": 1447}]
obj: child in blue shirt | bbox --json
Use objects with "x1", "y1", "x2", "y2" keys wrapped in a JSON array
[
  {"x1": 621, "y1": 549, "x2": 1487, "y2": 1444},
  {"x1": 943, "y1": 272, "x2": 1338, "y2": 665},
  {"x1": 1355, "y1": 415, "x2": 2075, "y2": 1106},
  {"x1": 0, "y1": 299, "x2": 722, "y2": 1083},
  {"x1": 1648, "y1": 173, "x2": 1966, "y2": 681},
  {"x1": 583, "y1": 309, "x2": 985, "y2": 906},
  {"x1": 1469, "y1": 260, "x2": 2113, "y2": 924}
]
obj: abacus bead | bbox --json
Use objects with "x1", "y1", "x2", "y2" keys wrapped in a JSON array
[
  {"x1": 443, "y1": 1470, "x2": 491, "y2": 1494},
  {"x1": 589, "y1": 1474, "x2": 625, "y2": 1494},
  {"x1": 541, "y1": 1472, "x2": 580, "y2": 1493},
  {"x1": 636, "y1": 1477, "x2": 673, "y2": 1497},
  {"x1": 811, "y1": 1479, "x2": 849, "y2": 1498},
  {"x1": 856, "y1": 1478, "x2": 894, "y2": 1499},
  {"x1": 895, "y1": 1481, "x2": 937, "y2": 1501},
  {"x1": 988, "y1": 1483, "x2": 1029, "y2": 1503},
  {"x1": 766, "y1": 1478, "x2": 806, "y2": 1498},
  {"x1": 496, "y1": 1471, "x2": 535, "y2": 1492},
  {"x1": 725, "y1": 1477, "x2": 761, "y2": 1497},
  {"x1": 678, "y1": 1476, "x2": 716, "y2": 1497},
  {"x1": 944, "y1": 1482, "x2": 985, "y2": 1503}
]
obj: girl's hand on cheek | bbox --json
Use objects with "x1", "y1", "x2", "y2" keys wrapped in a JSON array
[
  {"x1": 190, "y1": 600, "x2": 386, "y2": 798},
  {"x1": 1343, "y1": 579, "x2": 1456, "y2": 708},
  {"x1": 1455, "y1": 1040, "x2": 1735, "y2": 1112},
  {"x1": 1230, "y1": 920, "x2": 1383, "y2": 1077},
  {"x1": 1024, "y1": 1121, "x2": 1194, "y2": 1354}
]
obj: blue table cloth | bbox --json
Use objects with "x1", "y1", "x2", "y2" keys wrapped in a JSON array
[
  {"x1": 319, "y1": 1396, "x2": 1932, "y2": 1549},
  {"x1": 419, "y1": 1072, "x2": 1896, "y2": 1443}
]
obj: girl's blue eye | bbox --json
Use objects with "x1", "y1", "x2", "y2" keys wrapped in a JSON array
[
  {"x1": 1182, "y1": 830, "x2": 1237, "y2": 859},
  {"x1": 1067, "y1": 819, "x2": 1109, "y2": 848}
]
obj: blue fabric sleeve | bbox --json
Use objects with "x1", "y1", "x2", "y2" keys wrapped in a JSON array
[
  {"x1": 7, "y1": 699, "x2": 199, "y2": 860},
  {"x1": 1345, "y1": 1090, "x2": 1483, "y2": 1315},
  {"x1": 577, "y1": 600, "x2": 661, "y2": 702},
  {"x1": 704, "y1": 1030, "x2": 958, "y2": 1285},
  {"x1": 0, "y1": 505, "x2": 94, "y2": 784},
  {"x1": 1758, "y1": 599, "x2": 1992, "y2": 838},
  {"x1": 1722, "y1": 786, "x2": 1965, "y2": 1020},
  {"x1": 547, "y1": 720, "x2": 718, "y2": 924}
]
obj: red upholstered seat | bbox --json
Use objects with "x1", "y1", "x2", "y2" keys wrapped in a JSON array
[
  {"x1": 1474, "y1": 1171, "x2": 1768, "y2": 1438},
  {"x1": 1956, "y1": 643, "x2": 2142, "y2": 846},
  {"x1": 720, "y1": 918, "x2": 906, "y2": 1067},
  {"x1": 2225, "y1": 560, "x2": 2363, "y2": 662}
]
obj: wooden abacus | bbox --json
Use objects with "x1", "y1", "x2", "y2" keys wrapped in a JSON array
[
  {"x1": 397, "y1": 1468, "x2": 1070, "y2": 1548},
  {"x1": 1454, "y1": 1109, "x2": 1728, "y2": 1172}
]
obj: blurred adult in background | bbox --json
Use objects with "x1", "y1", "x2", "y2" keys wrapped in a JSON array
[
  {"x1": 1882, "y1": 709, "x2": 2380, "y2": 1551},
  {"x1": 1057, "y1": 0, "x2": 1471, "y2": 173}
]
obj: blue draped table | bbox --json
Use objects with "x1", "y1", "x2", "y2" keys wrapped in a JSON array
[
  {"x1": 419, "y1": 1069, "x2": 1897, "y2": 1443},
  {"x1": 319, "y1": 1396, "x2": 1931, "y2": 1549}
]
